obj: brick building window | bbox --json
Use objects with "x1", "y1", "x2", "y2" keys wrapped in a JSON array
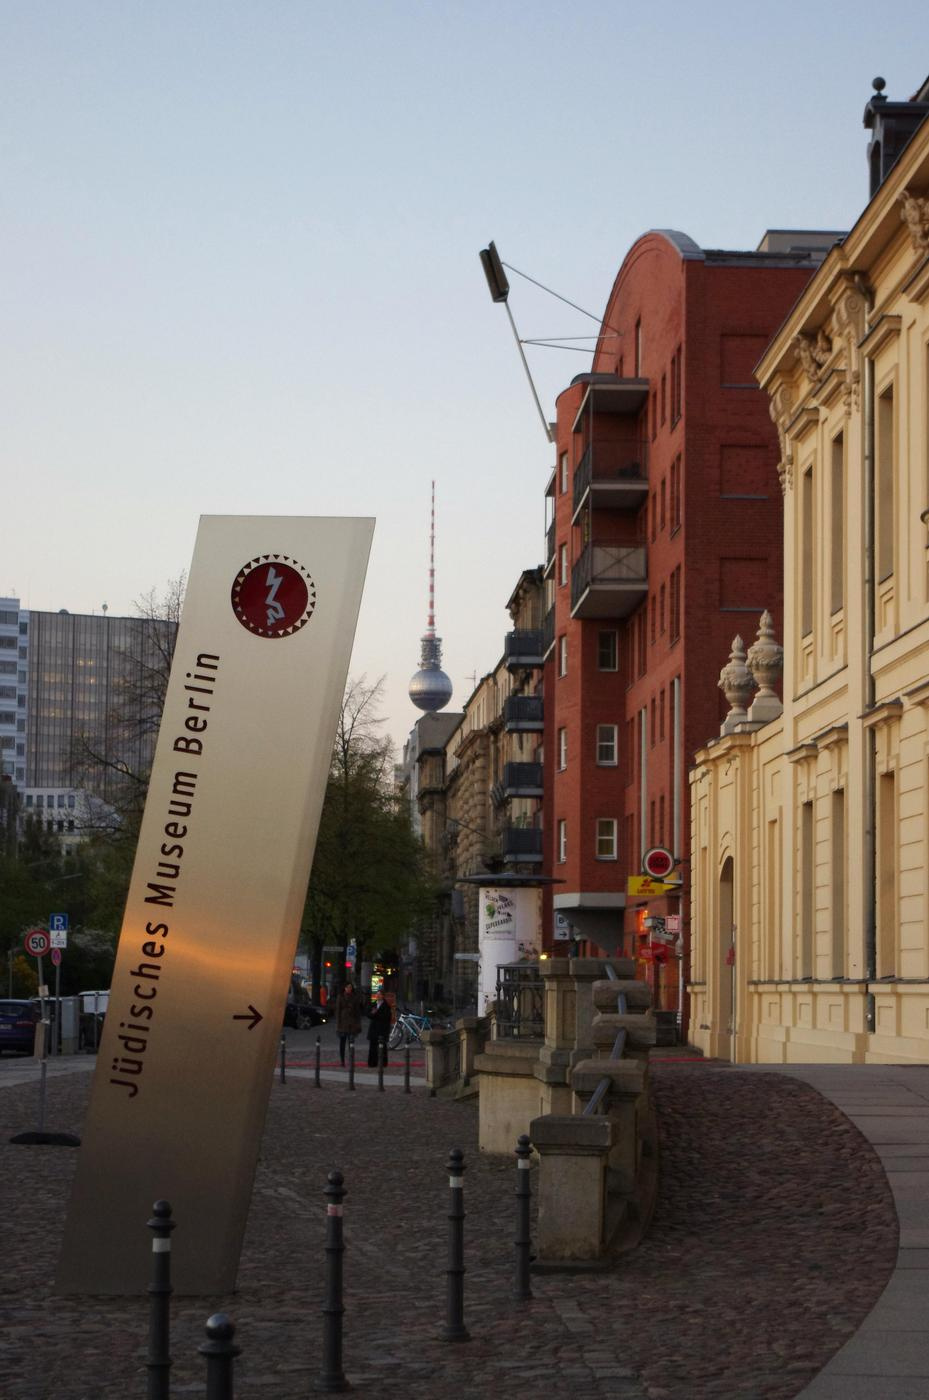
[
  {"x1": 558, "y1": 727, "x2": 567, "y2": 770},
  {"x1": 558, "y1": 636, "x2": 568, "y2": 676},
  {"x1": 598, "y1": 630, "x2": 618, "y2": 670},
  {"x1": 669, "y1": 567, "x2": 682, "y2": 640},
  {"x1": 596, "y1": 724, "x2": 618, "y2": 765},
  {"x1": 557, "y1": 819, "x2": 567, "y2": 863},
  {"x1": 560, "y1": 452, "x2": 568, "y2": 494},
  {"x1": 659, "y1": 583, "x2": 666, "y2": 634},
  {"x1": 559, "y1": 543, "x2": 568, "y2": 586},
  {"x1": 660, "y1": 373, "x2": 667, "y2": 425},
  {"x1": 670, "y1": 454, "x2": 682, "y2": 531},
  {"x1": 659, "y1": 689, "x2": 665, "y2": 741},
  {"x1": 670, "y1": 345, "x2": 683, "y2": 423},
  {"x1": 650, "y1": 595, "x2": 656, "y2": 644},
  {"x1": 660, "y1": 477, "x2": 666, "y2": 531},
  {"x1": 595, "y1": 818, "x2": 618, "y2": 860}
]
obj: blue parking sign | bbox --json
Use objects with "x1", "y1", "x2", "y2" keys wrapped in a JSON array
[{"x1": 50, "y1": 912, "x2": 69, "y2": 933}]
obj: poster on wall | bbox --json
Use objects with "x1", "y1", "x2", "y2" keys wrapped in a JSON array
[{"x1": 478, "y1": 885, "x2": 540, "y2": 1011}]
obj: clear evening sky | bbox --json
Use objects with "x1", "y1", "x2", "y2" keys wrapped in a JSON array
[{"x1": 3, "y1": 2, "x2": 926, "y2": 750}]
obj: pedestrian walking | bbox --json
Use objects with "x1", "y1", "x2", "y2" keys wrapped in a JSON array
[
  {"x1": 366, "y1": 990, "x2": 392, "y2": 1068},
  {"x1": 335, "y1": 982, "x2": 363, "y2": 1066}
]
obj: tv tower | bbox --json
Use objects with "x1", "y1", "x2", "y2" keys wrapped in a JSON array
[{"x1": 409, "y1": 481, "x2": 453, "y2": 713}]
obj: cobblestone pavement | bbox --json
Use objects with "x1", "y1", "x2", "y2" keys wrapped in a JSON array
[{"x1": 0, "y1": 1060, "x2": 897, "y2": 1399}]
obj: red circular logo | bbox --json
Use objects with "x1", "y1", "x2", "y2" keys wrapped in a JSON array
[
  {"x1": 231, "y1": 556, "x2": 316, "y2": 638},
  {"x1": 642, "y1": 846, "x2": 675, "y2": 879}
]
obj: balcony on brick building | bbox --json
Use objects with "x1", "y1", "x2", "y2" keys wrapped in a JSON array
[
  {"x1": 503, "y1": 825, "x2": 544, "y2": 863},
  {"x1": 541, "y1": 605, "x2": 555, "y2": 661},
  {"x1": 544, "y1": 518, "x2": 556, "y2": 575},
  {"x1": 572, "y1": 437, "x2": 648, "y2": 523},
  {"x1": 503, "y1": 695, "x2": 544, "y2": 732},
  {"x1": 570, "y1": 542, "x2": 648, "y2": 619},
  {"x1": 502, "y1": 761, "x2": 543, "y2": 798},
  {"x1": 504, "y1": 629, "x2": 544, "y2": 671}
]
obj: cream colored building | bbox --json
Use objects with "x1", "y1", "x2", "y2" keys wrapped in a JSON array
[{"x1": 690, "y1": 82, "x2": 929, "y2": 1063}]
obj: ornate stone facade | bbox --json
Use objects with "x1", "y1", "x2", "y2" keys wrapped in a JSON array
[{"x1": 690, "y1": 87, "x2": 929, "y2": 1064}]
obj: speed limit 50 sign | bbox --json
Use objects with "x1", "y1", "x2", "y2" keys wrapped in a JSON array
[{"x1": 24, "y1": 929, "x2": 51, "y2": 958}]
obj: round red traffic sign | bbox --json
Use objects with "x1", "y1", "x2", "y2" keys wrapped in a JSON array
[
  {"x1": 50, "y1": 948, "x2": 62, "y2": 967},
  {"x1": 24, "y1": 928, "x2": 51, "y2": 958},
  {"x1": 642, "y1": 846, "x2": 675, "y2": 880}
]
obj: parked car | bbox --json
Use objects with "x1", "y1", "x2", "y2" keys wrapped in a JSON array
[
  {"x1": 0, "y1": 999, "x2": 39, "y2": 1055},
  {"x1": 283, "y1": 998, "x2": 327, "y2": 1029},
  {"x1": 79, "y1": 1008, "x2": 106, "y2": 1051}
]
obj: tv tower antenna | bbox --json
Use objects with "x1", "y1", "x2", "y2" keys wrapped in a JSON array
[{"x1": 409, "y1": 480, "x2": 453, "y2": 713}]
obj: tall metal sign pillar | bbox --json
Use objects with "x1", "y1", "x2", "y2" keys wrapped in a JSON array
[{"x1": 57, "y1": 514, "x2": 373, "y2": 1294}]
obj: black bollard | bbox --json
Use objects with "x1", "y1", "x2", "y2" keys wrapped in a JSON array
[
  {"x1": 199, "y1": 1313, "x2": 240, "y2": 1400},
  {"x1": 404, "y1": 1043, "x2": 411, "y2": 1093},
  {"x1": 279, "y1": 1031, "x2": 286, "y2": 1084},
  {"x1": 146, "y1": 1199, "x2": 176, "y2": 1400},
  {"x1": 317, "y1": 1170, "x2": 350, "y2": 1392},
  {"x1": 514, "y1": 1135, "x2": 533, "y2": 1301},
  {"x1": 377, "y1": 1037, "x2": 385, "y2": 1092},
  {"x1": 348, "y1": 1037, "x2": 355, "y2": 1091},
  {"x1": 441, "y1": 1148, "x2": 470, "y2": 1342}
]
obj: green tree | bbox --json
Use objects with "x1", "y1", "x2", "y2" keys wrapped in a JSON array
[{"x1": 302, "y1": 677, "x2": 436, "y2": 996}]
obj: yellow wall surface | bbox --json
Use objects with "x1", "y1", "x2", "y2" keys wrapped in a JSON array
[{"x1": 690, "y1": 119, "x2": 929, "y2": 1064}]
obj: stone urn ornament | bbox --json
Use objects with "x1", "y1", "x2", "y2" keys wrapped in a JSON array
[
  {"x1": 746, "y1": 610, "x2": 783, "y2": 722},
  {"x1": 718, "y1": 635, "x2": 756, "y2": 734}
]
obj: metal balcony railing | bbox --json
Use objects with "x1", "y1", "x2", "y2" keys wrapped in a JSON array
[
  {"x1": 541, "y1": 606, "x2": 555, "y2": 660},
  {"x1": 570, "y1": 542, "x2": 648, "y2": 619},
  {"x1": 504, "y1": 629, "x2": 544, "y2": 670},
  {"x1": 546, "y1": 519, "x2": 556, "y2": 568},
  {"x1": 572, "y1": 439, "x2": 648, "y2": 520},
  {"x1": 502, "y1": 761, "x2": 543, "y2": 797},
  {"x1": 503, "y1": 695, "x2": 544, "y2": 731},
  {"x1": 502, "y1": 826, "x2": 544, "y2": 862}
]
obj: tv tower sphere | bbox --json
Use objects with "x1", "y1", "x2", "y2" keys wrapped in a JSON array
[{"x1": 409, "y1": 481, "x2": 453, "y2": 713}]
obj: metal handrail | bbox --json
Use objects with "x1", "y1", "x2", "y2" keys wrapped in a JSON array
[
  {"x1": 582, "y1": 960, "x2": 628, "y2": 1117},
  {"x1": 570, "y1": 542, "x2": 647, "y2": 611},
  {"x1": 572, "y1": 439, "x2": 648, "y2": 515}
]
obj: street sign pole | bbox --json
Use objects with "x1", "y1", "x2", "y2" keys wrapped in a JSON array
[
  {"x1": 36, "y1": 952, "x2": 48, "y2": 1130},
  {"x1": 9, "y1": 928, "x2": 80, "y2": 1150},
  {"x1": 53, "y1": 958, "x2": 61, "y2": 1057}
]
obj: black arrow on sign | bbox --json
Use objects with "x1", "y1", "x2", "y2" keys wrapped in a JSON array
[{"x1": 233, "y1": 1005, "x2": 263, "y2": 1031}]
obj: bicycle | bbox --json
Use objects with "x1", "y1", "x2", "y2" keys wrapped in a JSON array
[{"x1": 387, "y1": 1009, "x2": 434, "y2": 1049}]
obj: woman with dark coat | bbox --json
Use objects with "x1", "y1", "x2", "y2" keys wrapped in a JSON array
[
  {"x1": 335, "y1": 982, "x2": 363, "y2": 1066},
  {"x1": 366, "y1": 990, "x2": 392, "y2": 1067}
]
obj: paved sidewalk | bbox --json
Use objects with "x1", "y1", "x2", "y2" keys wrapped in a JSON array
[
  {"x1": 0, "y1": 1057, "x2": 901, "y2": 1399},
  {"x1": 754, "y1": 1065, "x2": 929, "y2": 1400},
  {"x1": 0, "y1": 1053, "x2": 96, "y2": 1090}
]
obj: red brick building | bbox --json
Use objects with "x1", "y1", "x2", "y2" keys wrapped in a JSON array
[{"x1": 531, "y1": 228, "x2": 840, "y2": 1029}]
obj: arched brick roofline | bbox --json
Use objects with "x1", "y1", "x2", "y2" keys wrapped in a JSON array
[{"x1": 594, "y1": 230, "x2": 701, "y2": 369}]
